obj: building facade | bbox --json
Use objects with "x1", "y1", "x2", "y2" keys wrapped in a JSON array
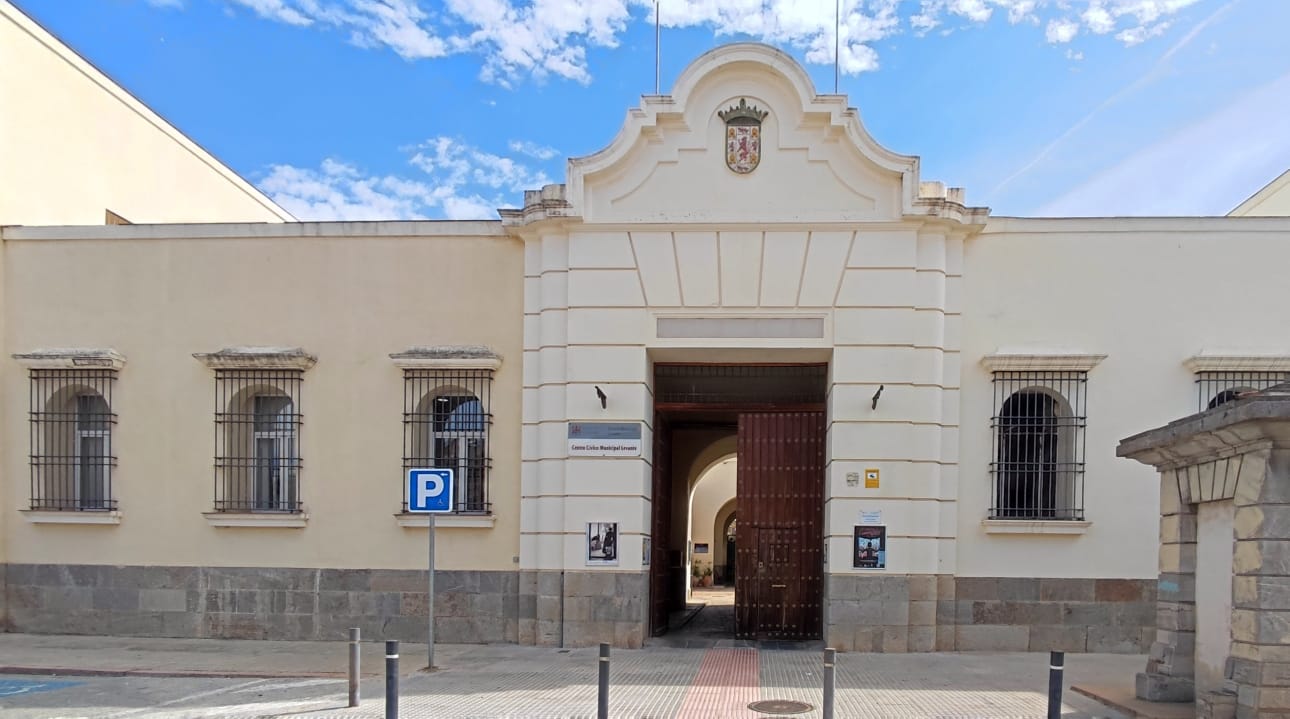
[{"x1": 2, "y1": 42, "x2": 1288, "y2": 653}]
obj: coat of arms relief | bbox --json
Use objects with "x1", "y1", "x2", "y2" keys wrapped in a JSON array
[{"x1": 719, "y1": 98, "x2": 768, "y2": 174}]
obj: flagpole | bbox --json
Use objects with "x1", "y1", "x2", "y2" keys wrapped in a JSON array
[
  {"x1": 655, "y1": 0, "x2": 661, "y2": 94},
  {"x1": 834, "y1": 0, "x2": 840, "y2": 93}
]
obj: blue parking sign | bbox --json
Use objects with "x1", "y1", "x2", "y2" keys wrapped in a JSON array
[{"x1": 407, "y1": 469, "x2": 454, "y2": 513}]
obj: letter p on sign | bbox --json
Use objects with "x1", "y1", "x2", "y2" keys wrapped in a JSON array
[{"x1": 408, "y1": 469, "x2": 454, "y2": 513}]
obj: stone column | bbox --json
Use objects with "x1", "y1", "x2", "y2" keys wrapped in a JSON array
[
  {"x1": 1231, "y1": 447, "x2": 1290, "y2": 718},
  {"x1": 1139, "y1": 469, "x2": 1199, "y2": 702}
]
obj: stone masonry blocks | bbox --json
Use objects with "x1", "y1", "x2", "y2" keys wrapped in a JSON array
[
  {"x1": 825, "y1": 574, "x2": 1152, "y2": 654},
  {"x1": 3, "y1": 563, "x2": 518, "y2": 644}
]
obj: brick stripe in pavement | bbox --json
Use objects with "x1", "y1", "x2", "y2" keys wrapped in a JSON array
[{"x1": 674, "y1": 649, "x2": 759, "y2": 719}]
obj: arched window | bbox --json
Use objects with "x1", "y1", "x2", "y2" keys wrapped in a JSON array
[
  {"x1": 990, "y1": 372, "x2": 1086, "y2": 520},
  {"x1": 213, "y1": 370, "x2": 303, "y2": 513},
  {"x1": 1196, "y1": 371, "x2": 1288, "y2": 411},
  {"x1": 28, "y1": 368, "x2": 117, "y2": 511},
  {"x1": 403, "y1": 369, "x2": 493, "y2": 514}
]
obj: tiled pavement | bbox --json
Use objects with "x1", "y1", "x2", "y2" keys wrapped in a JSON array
[
  {"x1": 0, "y1": 633, "x2": 1135, "y2": 718},
  {"x1": 273, "y1": 646, "x2": 1133, "y2": 719}
]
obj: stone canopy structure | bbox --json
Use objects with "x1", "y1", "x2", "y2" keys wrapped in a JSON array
[{"x1": 1119, "y1": 384, "x2": 1290, "y2": 719}]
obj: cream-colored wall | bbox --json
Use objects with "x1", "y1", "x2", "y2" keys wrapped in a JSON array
[
  {"x1": 1230, "y1": 170, "x2": 1290, "y2": 217},
  {"x1": 2, "y1": 222, "x2": 521, "y2": 570},
  {"x1": 688, "y1": 458, "x2": 735, "y2": 578},
  {"x1": 958, "y1": 216, "x2": 1290, "y2": 579},
  {"x1": 0, "y1": 2, "x2": 292, "y2": 226}
]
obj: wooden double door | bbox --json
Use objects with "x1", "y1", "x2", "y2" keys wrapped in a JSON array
[{"x1": 734, "y1": 411, "x2": 825, "y2": 640}]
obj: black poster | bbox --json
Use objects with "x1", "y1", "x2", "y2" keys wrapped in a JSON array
[{"x1": 853, "y1": 525, "x2": 886, "y2": 569}]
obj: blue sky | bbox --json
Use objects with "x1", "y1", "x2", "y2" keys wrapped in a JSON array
[{"x1": 16, "y1": 0, "x2": 1290, "y2": 220}]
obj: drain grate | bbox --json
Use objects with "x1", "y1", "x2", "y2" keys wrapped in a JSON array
[{"x1": 748, "y1": 699, "x2": 813, "y2": 715}]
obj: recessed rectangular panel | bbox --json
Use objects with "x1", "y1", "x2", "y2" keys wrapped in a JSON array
[{"x1": 656, "y1": 316, "x2": 824, "y2": 339}]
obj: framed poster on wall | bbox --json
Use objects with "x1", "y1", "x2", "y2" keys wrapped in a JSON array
[
  {"x1": 586, "y1": 522, "x2": 619, "y2": 565},
  {"x1": 853, "y1": 525, "x2": 886, "y2": 569}
]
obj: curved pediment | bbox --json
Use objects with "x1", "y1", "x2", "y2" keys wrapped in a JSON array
[{"x1": 559, "y1": 43, "x2": 977, "y2": 225}]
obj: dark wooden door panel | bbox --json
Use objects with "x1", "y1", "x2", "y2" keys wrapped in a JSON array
[{"x1": 736, "y1": 411, "x2": 825, "y2": 640}]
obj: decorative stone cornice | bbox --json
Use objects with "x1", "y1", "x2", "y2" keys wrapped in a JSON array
[
  {"x1": 12, "y1": 348, "x2": 126, "y2": 370},
  {"x1": 22, "y1": 510, "x2": 122, "y2": 525},
  {"x1": 499, "y1": 183, "x2": 578, "y2": 229},
  {"x1": 1118, "y1": 385, "x2": 1290, "y2": 469},
  {"x1": 1183, "y1": 353, "x2": 1290, "y2": 373},
  {"x1": 390, "y1": 346, "x2": 502, "y2": 370},
  {"x1": 193, "y1": 347, "x2": 317, "y2": 371},
  {"x1": 980, "y1": 351, "x2": 1106, "y2": 373},
  {"x1": 203, "y1": 512, "x2": 308, "y2": 528}
]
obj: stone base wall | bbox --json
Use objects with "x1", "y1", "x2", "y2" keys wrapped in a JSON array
[
  {"x1": 1, "y1": 564, "x2": 518, "y2": 644},
  {"x1": 826, "y1": 574, "x2": 1155, "y2": 653},
  {"x1": 2, "y1": 564, "x2": 1151, "y2": 653},
  {"x1": 825, "y1": 574, "x2": 956, "y2": 652},
  {"x1": 518, "y1": 570, "x2": 647, "y2": 649}
]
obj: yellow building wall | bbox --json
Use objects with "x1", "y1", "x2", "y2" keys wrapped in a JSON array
[
  {"x1": 0, "y1": 2, "x2": 293, "y2": 226},
  {"x1": 1229, "y1": 170, "x2": 1290, "y2": 217},
  {"x1": 1, "y1": 222, "x2": 522, "y2": 571}
]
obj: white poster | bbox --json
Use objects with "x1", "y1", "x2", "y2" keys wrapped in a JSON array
[{"x1": 586, "y1": 522, "x2": 619, "y2": 565}]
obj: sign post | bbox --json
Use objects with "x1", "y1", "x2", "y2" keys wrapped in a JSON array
[{"x1": 407, "y1": 468, "x2": 453, "y2": 671}]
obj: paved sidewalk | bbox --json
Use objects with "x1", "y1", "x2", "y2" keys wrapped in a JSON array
[
  {"x1": 0, "y1": 633, "x2": 396, "y2": 678},
  {"x1": 0, "y1": 633, "x2": 1137, "y2": 718}
]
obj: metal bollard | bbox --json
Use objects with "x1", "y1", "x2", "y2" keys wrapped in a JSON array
[
  {"x1": 598, "y1": 642, "x2": 610, "y2": 719},
  {"x1": 1047, "y1": 650, "x2": 1064, "y2": 719},
  {"x1": 822, "y1": 647, "x2": 836, "y2": 719},
  {"x1": 348, "y1": 627, "x2": 361, "y2": 707},
  {"x1": 385, "y1": 639, "x2": 399, "y2": 719}
]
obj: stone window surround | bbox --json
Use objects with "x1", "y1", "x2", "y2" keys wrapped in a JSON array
[
  {"x1": 194, "y1": 347, "x2": 317, "y2": 528},
  {"x1": 1182, "y1": 353, "x2": 1290, "y2": 374},
  {"x1": 14, "y1": 349, "x2": 126, "y2": 526},
  {"x1": 390, "y1": 346, "x2": 502, "y2": 529},
  {"x1": 1185, "y1": 353, "x2": 1290, "y2": 411},
  {"x1": 979, "y1": 351, "x2": 1105, "y2": 535}
]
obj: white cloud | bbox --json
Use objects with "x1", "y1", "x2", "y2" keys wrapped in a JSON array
[
  {"x1": 1082, "y1": 2, "x2": 1115, "y2": 34},
  {"x1": 1046, "y1": 18, "x2": 1079, "y2": 43},
  {"x1": 260, "y1": 137, "x2": 553, "y2": 221},
  {"x1": 508, "y1": 140, "x2": 561, "y2": 160},
  {"x1": 1066, "y1": 48, "x2": 1084, "y2": 60},
  {"x1": 179, "y1": 0, "x2": 1209, "y2": 86},
  {"x1": 1116, "y1": 21, "x2": 1170, "y2": 46},
  {"x1": 230, "y1": 0, "x2": 313, "y2": 27}
]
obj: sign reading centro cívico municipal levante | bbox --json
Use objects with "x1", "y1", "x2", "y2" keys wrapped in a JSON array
[{"x1": 567, "y1": 422, "x2": 643, "y2": 457}]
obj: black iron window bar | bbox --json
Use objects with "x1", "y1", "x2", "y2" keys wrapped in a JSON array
[
  {"x1": 29, "y1": 369, "x2": 118, "y2": 511},
  {"x1": 212, "y1": 369, "x2": 303, "y2": 513},
  {"x1": 653, "y1": 364, "x2": 828, "y2": 405},
  {"x1": 1197, "y1": 371, "x2": 1289, "y2": 411},
  {"x1": 402, "y1": 368, "x2": 493, "y2": 514},
  {"x1": 989, "y1": 371, "x2": 1087, "y2": 521}
]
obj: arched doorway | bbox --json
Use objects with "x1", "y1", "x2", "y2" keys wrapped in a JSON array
[
  {"x1": 720, "y1": 511, "x2": 737, "y2": 586},
  {"x1": 649, "y1": 363, "x2": 826, "y2": 641}
]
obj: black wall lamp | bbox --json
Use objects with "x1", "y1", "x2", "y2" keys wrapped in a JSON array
[
  {"x1": 871, "y1": 385, "x2": 884, "y2": 410},
  {"x1": 595, "y1": 386, "x2": 607, "y2": 409}
]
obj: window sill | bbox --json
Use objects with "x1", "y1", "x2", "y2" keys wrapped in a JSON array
[
  {"x1": 982, "y1": 519, "x2": 1090, "y2": 535},
  {"x1": 22, "y1": 510, "x2": 122, "y2": 525},
  {"x1": 204, "y1": 512, "x2": 308, "y2": 528},
  {"x1": 395, "y1": 513, "x2": 495, "y2": 529}
]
